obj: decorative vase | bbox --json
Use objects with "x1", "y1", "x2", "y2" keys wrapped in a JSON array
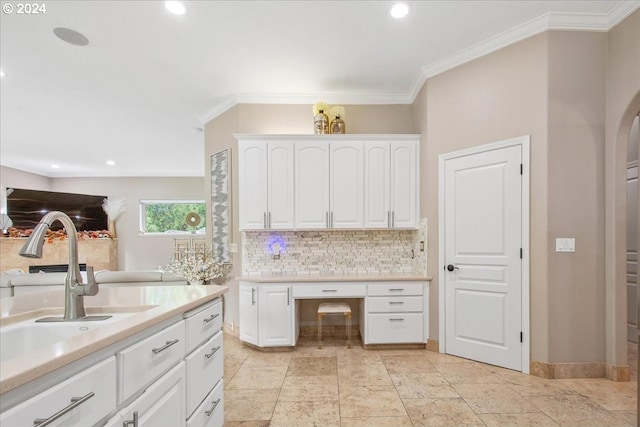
[
  {"x1": 330, "y1": 115, "x2": 345, "y2": 134},
  {"x1": 108, "y1": 220, "x2": 116, "y2": 238},
  {"x1": 314, "y1": 110, "x2": 329, "y2": 134}
]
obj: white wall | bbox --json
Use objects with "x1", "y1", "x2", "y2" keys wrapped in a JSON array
[{"x1": 0, "y1": 166, "x2": 205, "y2": 271}]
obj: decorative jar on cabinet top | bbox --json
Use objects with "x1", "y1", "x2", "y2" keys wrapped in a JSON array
[{"x1": 314, "y1": 110, "x2": 329, "y2": 134}]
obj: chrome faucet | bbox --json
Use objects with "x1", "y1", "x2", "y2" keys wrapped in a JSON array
[{"x1": 19, "y1": 211, "x2": 102, "y2": 321}]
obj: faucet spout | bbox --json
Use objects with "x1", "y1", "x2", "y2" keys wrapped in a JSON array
[{"x1": 19, "y1": 211, "x2": 99, "y2": 320}]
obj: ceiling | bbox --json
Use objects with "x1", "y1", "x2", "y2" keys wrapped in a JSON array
[{"x1": 1, "y1": 1, "x2": 637, "y2": 178}]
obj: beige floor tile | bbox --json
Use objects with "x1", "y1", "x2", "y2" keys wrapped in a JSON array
[
  {"x1": 496, "y1": 369, "x2": 573, "y2": 396},
  {"x1": 224, "y1": 388, "x2": 280, "y2": 422},
  {"x1": 436, "y1": 361, "x2": 503, "y2": 384},
  {"x1": 270, "y1": 400, "x2": 340, "y2": 427},
  {"x1": 226, "y1": 365, "x2": 288, "y2": 389},
  {"x1": 336, "y1": 347, "x2": 384, "y2": 365},
  {"x1": 611, "y1": 410, "x2": 637, "y2": 426},
  {"x1": 423, "y1": 351, "x2": 473, "y2": 366},
  {"x1": 242, "y1": 351, "x2": 292, "y2": 367},
  {"x1": 558, "y1": 378, "x2": 637, "y2": 411},
  {"x1": 338, "y1": 363, "x2": 393, "y2": 387},
  {"x1": 340, "y1": 416, "x2": 414, "y2": 426},
  {"x1": 528, "y1": 393, "x2": 633, "y2": 427},
  {"x1": 278, "y1": 375, "x2": 339, "y2": 401},
  {"x1": 391, "y1": 372, "x2": 458, "y2": 399},
  {"x1": 454, "y1": 383, "x2": 539, "y2": 414},
  {"x1": 224, "y1": 355, "x2": 245, "y2": 382},
  {"x1": 377, "y1": 348, "x2": 430, "y2": 356},
  {"x1": 292, "y1": 345, "x2": 338, "y2": 358},
  {"x1": 404, "y1": 397, "x2": 485, "y2": 427},
  {"x1": 479, "y1": 413, "x2": 560, "y2": 426},
  {"x1": 339, "y1": 385, "x2": 407, "y2": 418},
  {"x1": 224, "y1": 421, "x2": 271, "y2": 427},
  {"x1": 286, "y1": 356, "x2": 337, "y2": 376},
  {"x1": 382, "y1": 355, "x2": 438, "y2": 374}
]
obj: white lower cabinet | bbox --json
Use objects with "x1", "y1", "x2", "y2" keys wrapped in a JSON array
[
  {"x1": 185, "y1": 332, "x2": 223, "y2": 417},
  {"x1": 239, "y1": 282, "x2": 294, "y2": 347},
  {"x1": 186, "y1": 379, "x2": 223, "y2": 427},
  {"x1": 0, "y1": 356, "x2": 116, "y2": 427}
]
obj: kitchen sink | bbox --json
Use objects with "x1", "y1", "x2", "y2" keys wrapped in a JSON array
[{"x1": 0, "y1": 312, "x2": 138, "y2": 363}]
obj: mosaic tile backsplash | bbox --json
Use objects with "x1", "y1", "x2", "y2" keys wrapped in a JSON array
[{"x1": 242, "y1": 219, "x2": 427, "y2": 276}]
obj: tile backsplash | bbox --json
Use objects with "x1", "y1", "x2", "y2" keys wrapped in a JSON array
[{"x1": 242, "y1": 219, "x2": 427, "y2": 276}]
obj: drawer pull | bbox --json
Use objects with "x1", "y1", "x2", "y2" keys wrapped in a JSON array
[
  {"x1": 203, "y1": 313, "x2": 220, "y2": 323},
  {"x1": 389, "y1": 288, "x2": 405, "y2": 291},
  {"x1": 205, "y1": 346, "x2": 221, "y2": 359},
  {"x1": 122, "y1": 411, "x2": 139, "y2": 427},
  {"x1": 322, "y1": 289, "x2": 338, "y2": 293},
  {"x1": 205, "y1": 398, "x2": 221, "y2": 417},
  {"x1": 389, "y1": 301, "x2": 404, "y2": 304},
  {"x1": 152, "y1": 339, "x2": 180, "y2": 354},
  {"x1": 389, "y1": 318, "x2": 405, "y2": 321},
  {"x1": 33, "y1": 392, "x2": 94, "y2": 426}
]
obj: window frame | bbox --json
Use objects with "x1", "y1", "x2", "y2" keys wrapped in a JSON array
[{"x1": 138, "y1": 199, "x2": 207, "y2": 236}]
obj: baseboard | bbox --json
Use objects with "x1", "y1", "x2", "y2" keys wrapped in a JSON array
[
  {"x1": 426, "y1": 339, "x2": 439, "y2": 352},
  {"x1": 530, "y1": 360, "x2": 630, "y2": 381}
]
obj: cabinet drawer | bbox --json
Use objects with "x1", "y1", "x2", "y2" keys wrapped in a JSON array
[
  {"x1": 367, "y1": 296, "x2": 423, "y2": 313},
  {"x1": 185, "y1": 331, "x2": 224, "y2": 417},
  {"x1": 118, "y1": 320, "x2": 186, "y2": 402},
  {"x1": 367, "y1": 282, "x2": 424, "y2": 296},
  {"x1": 366, "y1": 313, "x2": 424, "y2": 344},
  {"x1": 185, "y1": 299, "x2": 223, "y2": 354},
  {"x1": 187, "y1": 379, "x2": 223, "y2": 427},
  {"x1": 1, "y1": 357, "x2": 116, "y2": 427},
  {"x1": 292, "y1": 283, "x2": 366, "y2": 298}
]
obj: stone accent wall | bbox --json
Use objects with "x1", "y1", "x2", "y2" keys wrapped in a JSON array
[{"x1": 242, "y1": 219, "x2": 427, "y2": 276}]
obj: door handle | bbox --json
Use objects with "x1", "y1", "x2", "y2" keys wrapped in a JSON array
[
  {"x1": 251, "y1": 287, "x2": 256, "y2": 305},
  {"x1": 446, "y1": 264, "x2": 459, "y2": 272}
]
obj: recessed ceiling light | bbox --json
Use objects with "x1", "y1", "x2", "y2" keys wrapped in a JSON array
[
  {"x1": 390, "y1": 2, "x2": 410, "y2": 19},
  {"x1": 51, "y1": 164, "x2": 60, "y2": 169},
  {"x1": 53, "y1": 27, "x2": 89, "y2": 46},
  {"x1": 165, "y1": 1, "x2": 185, "y2": 15},
  {"x1": 106, "y1": 160, "x2": 116, "y2": 166}
]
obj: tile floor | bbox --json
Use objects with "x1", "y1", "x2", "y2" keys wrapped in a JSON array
[{"x1": 223, "y1": 335, "x2": 638, "y2": 427}]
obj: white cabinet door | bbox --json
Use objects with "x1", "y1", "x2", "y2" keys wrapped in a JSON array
[
  {"x1": 259, "y1": 285, "x2": 293, "y2": 346},
  {"x1": 390, "y1": 141, "x2": 418, "y2": 228},
  {"x1": 295, "y1": 142, "x2": 329, "y2": 228},
  {"x1": 364, "y1": 142, "x2": 391, "y2": 228},
  {"x1": 238, "y1": 141, "x2": 268, "y2": 230},
  {"x1": 239, "y1": 283, "x2": 259, "y2": 345},
  {"x1": 330, "y1": 142, "x2": 363, "y2": 228},
  {"x1": 267, "y1": 141, "x2": 295, "y2": 229},
  {"x1": 119, "y1": 362, "x2": 186, "y2": 427}
]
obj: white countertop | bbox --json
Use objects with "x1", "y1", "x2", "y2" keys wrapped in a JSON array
[
  {"x1": 237, "y1": 273, "x2": 432, "y2": 283},
  {"x1": 0, "y1": 285, "x2": 228, "y2": 395}
]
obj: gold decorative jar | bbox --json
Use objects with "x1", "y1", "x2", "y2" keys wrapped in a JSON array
[
  {"x1": 330, "y1": 115, "x2": 345, "y2": 134},
  {"x1": 314, "y1": 110, "x2": 329, "y2": 134}
]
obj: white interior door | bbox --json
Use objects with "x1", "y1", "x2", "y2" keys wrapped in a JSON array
[
  {"x1": 442, "y1": 143, "x2": 524, "y2": 371},
  {"x1": 627, "y1": 165, "x2": 638, "y2": 343}
]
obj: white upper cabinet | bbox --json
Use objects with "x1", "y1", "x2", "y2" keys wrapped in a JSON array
[
  {"x1": 295, "y1": 142, "x2": 329, "y2": 229},
  {"x1": 330, "y1": 142, "x2": 364, "y2": 228},
  {"x1": 237, "y1": 134, "x2": 419, "y2": 230},
  {"x1": 238, "y1": 138, "x2": 294, "y2": 230}
]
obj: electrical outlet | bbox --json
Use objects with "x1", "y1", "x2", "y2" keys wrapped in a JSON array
[{"x1": 420, "y1": 241, "x2": 425, "y2": 251}]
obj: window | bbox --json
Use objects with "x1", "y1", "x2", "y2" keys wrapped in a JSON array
[{"x1": 139, "y1": 200, "x2": 206, "y2": 234}]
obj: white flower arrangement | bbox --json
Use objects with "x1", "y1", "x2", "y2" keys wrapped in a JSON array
[
  {"x1": 312, "y1": 101, "x2": 329, "y2": 116},
  {"x1": 164, "y1": 246, "x2": 228, "y2": 283},
  {"x1": 328, "y1": 105, "x2": 346, "y2": 120}
]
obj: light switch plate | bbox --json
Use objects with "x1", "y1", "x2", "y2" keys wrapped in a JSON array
[{"x1": 555, "y1": 238, "x2": 575, "y2": 252}]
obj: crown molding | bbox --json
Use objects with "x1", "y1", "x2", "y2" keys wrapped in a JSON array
[{"x1": 199, "y1": 1, "x2": 640, "y2": 123}]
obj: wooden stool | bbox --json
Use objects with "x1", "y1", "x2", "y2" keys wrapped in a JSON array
[{"x1": 317, "y1": 302, "x2": 352, "y2": 349}]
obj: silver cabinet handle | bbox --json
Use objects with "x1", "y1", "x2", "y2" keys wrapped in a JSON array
[
  {"x1": 263, "y1": 212, "x2": 267, "y2": 229},
  {"x1": 33, "y1": 392, "x2": 95, "y2": 427},
  {"x1": 389, "y1": 301, "x2": 404, "y2": 304},
  {"x1": 330, "y1": 211, "x2": 333, "y2": 228},
  {"x1": 287, "y1": 287, "x2": 290, "y2": 305},
  {"x1": 205, "y1": 346, "x2": 221, "y2": 359},
  {"x1": 389, "y1": 318, "x2": 405, "y2": 321},
  {"x1": 251, "y1": 287, "x2": 256, "y2": 305},
  {"x1": 389, "y1": 288, "x2": 404, "y2": 291},
  {"x1": 123, "y1": 411, "x2": 139, "y2": 427},
  {"x1": 152, "y1": 339, "x2": 179, "y2": 354},
  {"x1": 205, "y1": 398, "x2": 221, "y2": 417},
  {"x1": 388, "y1": 211, "x2": 391, "y2": 228},
  {"x1": 322, "y1": 289, "x2": 338, "y2": 293},
  {"x1": 325, "y1": 211, "x2": 329, "y2": 228},
  {"x1": 392, "y1": 211, "x2": 395, "y2": 228},
  {"x1": 203, "y1": 313, "x2": 220, "y2": 323},
  {"x1": 268, "y1": 211, "x2": 271, "y2": 228}
]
